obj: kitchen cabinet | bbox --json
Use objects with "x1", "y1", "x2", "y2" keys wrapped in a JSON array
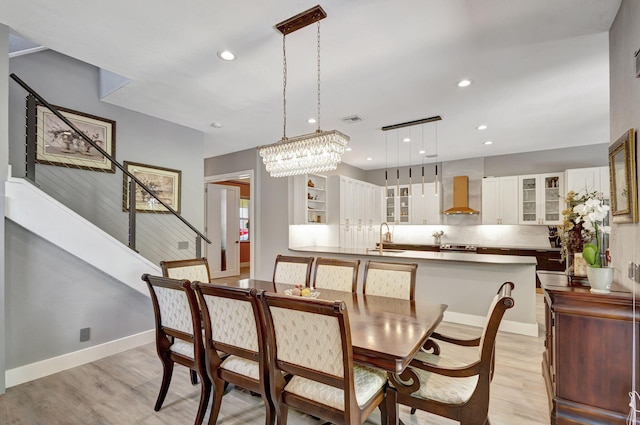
[
  {"x1": 328, "y1": 176, "x2": 383, "y2": 249},
  {"x1": 481, "y1": 176, "x2": 518, "y2": 224},
  {"x1": 293, "y1": 173, "x2": 328, "y2": 224},
  {"x1": 518, "y1": 173, "x2": 564, "y2": 225},
  {"x1": 565, "y1": 166, "x2": 610, "y2": 198},
  {"x1": 539, "y1": 272, "x2": 638, "y2": 424},
  {"x1": 410, "y1": 182, "x2": 442, "y2": 224},
  {"x1": 478, "y1": 247, "x2": 563, "y2": 287},
  {"x1": 385, "y1": 185, "x2": 411, "y2": 224}
]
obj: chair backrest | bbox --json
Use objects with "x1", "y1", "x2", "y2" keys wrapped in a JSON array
[
  {"x1": 362, "y1": 260, "x2": 418, "y2": 300},
  {"x1": 192, "y1": 283, "x2": 266, "y2": 367},
  {"x1": 272, "y1": 255, "x2": 314, "y2": 286},
  {"x1": 478, "y1": 282, "x2": 515, "y2": 362},
  {"x1": 160, "y1": 258, "x2": 211, "y2": 283},
  {"x1": 312, "y1": 257, "x2": 360, "y2": 292},
  {"x1": 142, "y1": 274, "x2": 202, "y2": 360},
  {"x1": 260, "y1": 293, "x2": 358, "y2": 409}
]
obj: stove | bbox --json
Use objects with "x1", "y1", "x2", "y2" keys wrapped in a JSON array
[{"x1": 439, "y1": 244, "x2": 478, "y2": 253}]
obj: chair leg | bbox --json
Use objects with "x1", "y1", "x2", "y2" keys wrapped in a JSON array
[
  {"x1": 275, "y1": 405, "x2": 288, "y2": 425},
  {"x1": 154, "y1": 358, "x2": 174, "y2": 411},
  {"x1": 379, "y1": 397, "x2": 388, "y2": 425},
  {"x1": 194, "y1": 375, "x2": 211, "y2": 425},
  {"x1": 264, "y1": 398, "x2": 276, "y2": 425},
  {"x1": 190, "y1": 369, "x2": 199, "y2": 385},
  {"x1": 207, "y1": 379, "x2": 226, "y2": 425}
]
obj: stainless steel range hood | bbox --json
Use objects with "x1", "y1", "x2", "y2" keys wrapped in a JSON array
[{"x1": 443, "y1": 176, "x2": 480, "y2": 215}]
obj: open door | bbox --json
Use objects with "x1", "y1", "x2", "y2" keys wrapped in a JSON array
[{"x1": 206, "y1": 183, "x2": 240, "y2": 278}]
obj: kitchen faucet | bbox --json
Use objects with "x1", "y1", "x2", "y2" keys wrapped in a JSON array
[{"x1": 379, "y1": 222, "x2": 391, "y2": 254}]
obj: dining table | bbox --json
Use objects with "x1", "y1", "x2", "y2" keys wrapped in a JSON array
[{"x1": 217, "y1": 278, "x2": 448, "y2": 425}]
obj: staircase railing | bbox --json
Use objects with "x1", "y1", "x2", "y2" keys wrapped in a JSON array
[{"x1": 10, "y1": 73, "x2": 211, "y2": 266}]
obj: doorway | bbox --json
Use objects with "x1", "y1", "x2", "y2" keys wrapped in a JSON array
[{"x1": 205, "y1": 170, "x2": 254, "y2": 279}]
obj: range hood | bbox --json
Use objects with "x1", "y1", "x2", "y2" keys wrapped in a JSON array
[{"x1": 443, "y1": 176, "x2": 480, "y2": 215}]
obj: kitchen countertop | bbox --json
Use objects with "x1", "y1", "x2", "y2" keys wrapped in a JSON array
[
  {"x1": 290, "y1": 246, "x2": 538, "y2": 265},
  {"x1": 380, "y1": 242, "x2": 560, "y2": 251}
]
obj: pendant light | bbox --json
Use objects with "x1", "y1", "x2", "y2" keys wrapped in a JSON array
[
  {"x1": 396, "y1": 129, "x2": 400, "y2": 199},
  {"x1": 408, "y1": 128, "x2": 412, "y2": 197},
  {"x1": 435, "y1": 121, "x2": 439, "y2": 196},
  {"x1": 421, "y1": 124, "x2": 425, "y2": 197},
  {"x1": 385, "y1": 131, "x2": 389, "y2": 198},
  {"x1": 258, "y1": 5, "x2": 349, "y2": 177}
]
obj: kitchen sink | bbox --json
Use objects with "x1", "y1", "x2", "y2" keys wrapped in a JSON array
[{"x1": 366, "y1": 248, "x2": 406, "y2": 253}]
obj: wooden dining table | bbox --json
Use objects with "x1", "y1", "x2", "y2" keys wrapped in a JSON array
[{"x1": 218, "y1": 278, "x2": 448, "y2": 425}]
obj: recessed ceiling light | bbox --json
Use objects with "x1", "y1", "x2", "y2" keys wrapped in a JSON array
[
  {"x1": 217, "y1": 50, "x2": 236, "y2": 61},
  {"x1": 210, "y1": 122, "x2": 223, "y2": 128},
  {"x1": 476, "y1": 124, "x2": 487, "y2": 130},
  {"x1": 307, "y1": 118, "x2": 317, "y2": 124},
  {"x1": 366, "y1": 157, "x2": 373, "y2": 161},
  {"x1": 418, "y1": 150, "x2": 426, "y2": 154},
  {"x1": 457, "y1": 79, "x2": 472, "y2": 87},
  {"x1": 484, "y1": 141, "x2": 493, "y2": 145},
  {"x1": 403, "y1": 137, "x2": 411, "y2": 143},
  {"x1": 345, "y1": 147, "x2": 352, "y2": 152}
]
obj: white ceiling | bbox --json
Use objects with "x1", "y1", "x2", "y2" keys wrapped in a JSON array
[{"x1": 1, "y1": 0, "x2": 620, "y2": 170}]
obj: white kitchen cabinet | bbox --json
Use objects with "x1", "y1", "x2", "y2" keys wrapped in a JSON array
[
  {"x1": 565, "y1": 166, "x2": 610, "y2": 198},
  {"x1": 518, "y1": 173, "x2": 564, "y2": 225},
  {"x1": 410, "y1": 182, "x2": 442, "y2": 224},
  {"x1": 481, "y1": 176, "x2": 518, "y2": 225},
  {"x1": 385, "y1": 185, "x2": 411, "y2": 224},
  {"x1": 293, "y1": 173, "x2": 328, "y2": 224}
]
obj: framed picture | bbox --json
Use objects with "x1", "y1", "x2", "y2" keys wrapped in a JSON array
[
  {"x1": 34, "y1": 102, "x2": 116, "y2": 172},
  {"x1": 123, "y1": 161, "x2": 182, "y2": 214},
  {"x1": 609, "y1": 128, "x2": 638, "y2": 223}
]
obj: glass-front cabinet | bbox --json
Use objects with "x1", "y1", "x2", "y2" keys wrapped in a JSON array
[
  {"x1": 518, "y1": 173, "x2": 564, "y2": 225},
  {"x1": 385, "y1": 185, "x2": 410, "y2": 224}
]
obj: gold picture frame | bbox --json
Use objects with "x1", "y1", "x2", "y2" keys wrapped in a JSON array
[
  {"x1": 609, "y1": 129, "x2": 638, "y2": 223},
  {"x1": 34, "y1": 102, "x2": 116, "y2": 172},
  {"x1": 123, "y1": 161, "x2": 181, "y2": 213}
]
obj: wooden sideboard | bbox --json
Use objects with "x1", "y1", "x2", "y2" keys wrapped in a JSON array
[{"x1": 539, "y1": 271, "x2": 639, "y2": 424}]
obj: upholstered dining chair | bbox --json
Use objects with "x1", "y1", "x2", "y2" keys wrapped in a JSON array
[
  {"x1": 312, "y1": 257, "x2": 360, "y2": 292},
  {"x1": 260, "y1": 292, "x2": 387, "y2": 425},
  {"x1": 141, "y1": 274, "x2": 210, "y2": 425},
  {"x1": 191, "y1": 283, "x2": 273, "y2": 425},
  {"x1": 160, "y1": 258, "x2": 211, "y2": 283},
  {"x1": 362, "y1": 260, "x2": 418, "y2": 300},
  {"x1": 390, "y1": 282, "x2": 515, "y2": 425},
  {"x1": 272, "y1": 255, "x2": 314, "y2": 286}
]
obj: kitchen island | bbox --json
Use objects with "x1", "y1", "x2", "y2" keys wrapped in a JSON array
[{"x1": 290, "y1": 246, "x2": 538, "y2": 336}]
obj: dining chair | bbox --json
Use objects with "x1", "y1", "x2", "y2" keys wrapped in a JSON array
[
  {"x1": 141, "y1": 274, "x2": 210, "y2": 425},
  {"x1": 160, "y1": 257, "x2": 211, "y2": 283},
  {"x1": 191, "y1": 283, "x2": 273, "y2": 425},
  {"x1": 362, "y1": 260, "x2": 418, "y2": 300},
  {"x1": 272, "y1": 255, "x2": 314, "y2": 286},
  {"x1": 260, "y1": 292, "x2": 387, "y2": 425},
  {"x1": 312, "y1": 257, "x2": 360, "y2": 292},
  {"x1": 390, "y1": 282, "x2": 515, "y2": 425}
]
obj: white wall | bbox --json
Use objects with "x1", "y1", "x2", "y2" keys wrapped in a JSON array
[{"x1": 609, "y1": 0, "x2": 640, "y2": 291}]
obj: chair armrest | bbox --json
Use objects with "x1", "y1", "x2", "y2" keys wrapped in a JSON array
[
  {"x1": 409, "y1": 357, "x2": 481, "y2": 378},
  {"x1": 431, "y1": 332, "x2": 481, "y2": 347}
]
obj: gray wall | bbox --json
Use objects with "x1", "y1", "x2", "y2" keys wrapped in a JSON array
[
  {"x1": 9, "y1": 50, "x2": 205, "y2": 262},
  {"x1": 609, "y1": 0, "x2": 640, "y2": 291},
  {"x1": 0, "y1": 24, "x2": 9, "y2": 394},
  {"x1": 5, "y1": 220, "x2": 153, "y2": 368}
]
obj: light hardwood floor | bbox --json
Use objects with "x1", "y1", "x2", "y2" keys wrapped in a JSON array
[{"x1": 0, "y1": 271, "x2": 550, "y2": 425}]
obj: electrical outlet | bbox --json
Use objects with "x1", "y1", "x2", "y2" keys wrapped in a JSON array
[
  {"x1": 629, "y1": 262, "x2": 640, "y2": 283},
  {"x1": 178, "y1": 241, "x2": 189, "y2": 250},
  {"x1": 80, "y1": 327, "x2": 90, "y2": 342}
]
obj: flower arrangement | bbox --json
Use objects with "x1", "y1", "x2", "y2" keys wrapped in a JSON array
[
  {"x1": 559, "y1": 190, "x2": 610, "y2": 268},
  {"x1": 432, "y1": 230, "x2": 444, "y2": 239}
]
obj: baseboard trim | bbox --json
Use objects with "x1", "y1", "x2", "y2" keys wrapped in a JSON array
[
  {"x1": 443, "y1": 311, "x2": 539, "y2": 337},
  {"x1": 240, "y1": 262, "x2": 250, "y2": 267},
  {"x1": 5, "y1": 329, "x2": 154, "y2": 388}
]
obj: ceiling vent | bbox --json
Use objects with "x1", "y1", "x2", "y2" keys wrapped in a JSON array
[{"x1": 342, "y1": 115, "x2": 363, "y2": 123}]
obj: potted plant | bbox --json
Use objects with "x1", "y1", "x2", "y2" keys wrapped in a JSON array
[
  {"x1": 559, "y1": 191, "x2": 596, "y2": 280},
  {"x1": 572, "y1": 193, "x2": 612, "y2": 293}
]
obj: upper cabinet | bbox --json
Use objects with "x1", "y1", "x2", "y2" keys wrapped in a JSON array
[
  {"x1": 482, "y1": 176, "x2": 518, "y2": 225},
  {"x1": 518, "y1": 173, "x2": 564, "y2": 225},
  {"x1": 385, "y1": 185, "x2": 411, "y2": 224},
  {"x1": 293, "y1": 173, "x2": 328, "y2": 224},
  {"x1": 565, "y1": 166, "x2": 610, "y2": 198},
  {"x1": 410, "y1": 182, "x2": 442, "y2": 225}
]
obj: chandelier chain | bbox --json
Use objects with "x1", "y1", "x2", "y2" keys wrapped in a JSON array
[
  {"x1": 316, "y1": 20, "x2": 321, "y2": 132},
  {"x1": 282, "y1": 34, "x2": 287, "y2": 140}
]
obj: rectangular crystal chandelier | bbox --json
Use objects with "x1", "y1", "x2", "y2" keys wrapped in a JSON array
[
  {"x1": 259, "y1": 130, "x2": 349, "y2": 178},
  {"x1": 259, "y1": 5, "x2": 349, "y2": 178}
]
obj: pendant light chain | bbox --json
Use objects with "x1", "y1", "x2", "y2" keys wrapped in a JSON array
[
  {"x1": 316, "y1": 20, "x2": 321, "y2": 133},
  {"x1": 282, "y1": 34, "x2": 288, "y2": 141}
]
